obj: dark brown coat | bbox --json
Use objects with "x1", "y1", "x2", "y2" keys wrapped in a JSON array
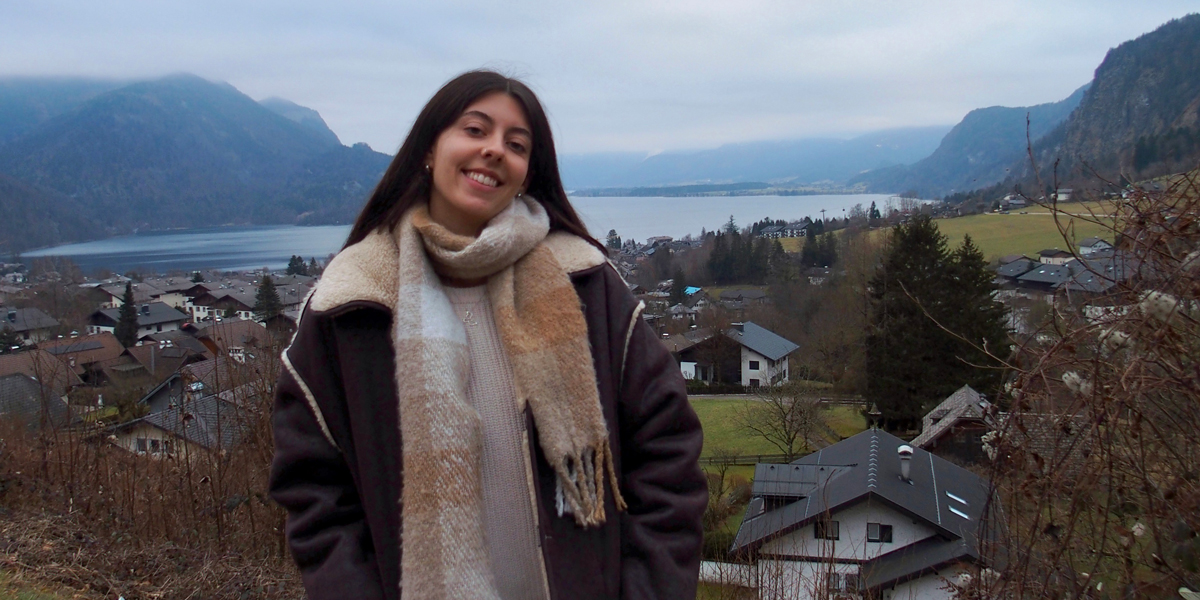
[{"x1": 270, "y1": 255, "x2": 706, "y2": 600}]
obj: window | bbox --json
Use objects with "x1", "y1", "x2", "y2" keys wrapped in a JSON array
[
  {"x1": 150, "y1": 439, "x2": 161, "y2": 453},
  {"x1": 814, "y1": 519, "x2": 840, "y2": 540},
  {"x1": 749, "y1": 360, "x2": 760, "y2": 370},
  {"x1": 867, "y1": 522, "x2": 893, "y2": 543},
  {"x1": 825, "y1": 572, "x2": 841, "y2": 592},
  {"x1": 749, "y1": 379, "x2": 760, "y2": 387},
  {"x1": 843, "y1": 573, "x2": 860, "y2": 592},
  {"x1": 825, "y1": 572, "x2": 860, "y2": 593},
  {"x1": 136, "y1": 438, "x2": 148, "y2": 452}
]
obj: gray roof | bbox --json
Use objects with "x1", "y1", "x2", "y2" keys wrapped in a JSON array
[
  {"x1": 125, "y1": 394, "x2": 250, "y2": 451},
  {"x1": 1079, "y1": 237, "x2": 1111, "y2": 248},
  {"x1": 911, "y1": 385, "x2": 992, "y2": 448},
  {"x1": 0, "y1": 373, "x2": 69, "y2": 429},
  {"x1": 1017, "y1": 263, "x2": 1076, "y2": 287},
  {"x1": 719, "y1": 289, "x2": 768, "y2": 301},
  {"x1": 99, "y1": 282, "x2": 164, "y2": 302},
  {"x1": 731, "y1": 429, "x2": 992, "y2": 589},
  {"x1": 995, "y1": 259, "x2": 1037, "y2": 280},
  {"x1": 92, "y1": 302, "x2": 189, "y2": 328},
  {"x1": 2, "y1": 307, "x2": 59, "y2": 334},
  {"x1": 726, "y1": 322, "x2": 798, "y2": 361},
  {"x1": 1061, "y1": 254, "x2": 1137, "y2": 294}
]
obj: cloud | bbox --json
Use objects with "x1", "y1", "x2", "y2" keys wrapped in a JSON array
[{"x1": 1, "y1": 0, "x2": 1194, "y2": 153}]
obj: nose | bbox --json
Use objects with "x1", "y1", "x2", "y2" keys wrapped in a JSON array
[{"x1": 481, "y1": 134, "x2": 504, "y2": 160}]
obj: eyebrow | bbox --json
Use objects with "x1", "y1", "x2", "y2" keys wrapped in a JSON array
[{"x1": 462, "y1": 110, "x2": 532, "y2": 138}]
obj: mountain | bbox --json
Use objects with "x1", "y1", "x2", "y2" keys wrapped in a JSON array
[
  {"x1": 0, "y1": 78, "x2": 124, "y2": 146},
  {"x1": 260, "y1": 97, "x2": 342, "y2": 146},
  {"x1": 1019, "y1": 14, "x2": 1200, "y2": 188},
  {"x1": 0, "y1": 74, "x2": 391, "y2": 250},
  {"x1": 559, "y1": 125, "x2": 951, "y2": 190},
  {"x1": 0, "y1": 173, "x2": 94, "y2": 256},
  {"x1": 851, "y1": 85, "x2": 1088, "y2": 196}
]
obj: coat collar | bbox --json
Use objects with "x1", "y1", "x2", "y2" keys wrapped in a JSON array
[{"x1": 309, "y1": 227, "x2": 607, "y2": 313}]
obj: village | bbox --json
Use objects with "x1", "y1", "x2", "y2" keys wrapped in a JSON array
[{"x1": 0, "y1": 183, "x2": 1168, "y2": 600}]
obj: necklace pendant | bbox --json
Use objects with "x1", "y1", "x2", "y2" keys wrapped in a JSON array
[{"x1": 463, "y1": 309, "x2": 479, "y2": 326}]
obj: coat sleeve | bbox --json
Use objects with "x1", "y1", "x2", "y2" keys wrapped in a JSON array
[
  {"x1": 617, "y1": 315, "x2": 708, "y2": 599},
  {"x1": 269, "y1": 314, "x2": 386, "y2": 600}
]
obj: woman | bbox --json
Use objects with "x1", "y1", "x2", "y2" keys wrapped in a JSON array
[{"x1": 269, "y1": 70, "x2": 706, "y2": 600}]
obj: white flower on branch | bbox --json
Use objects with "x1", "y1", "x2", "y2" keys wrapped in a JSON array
[
  {"x1": 1181, "y1": 249, "x2": 1200, "y2": 272},
  {"x1": 1062, "y1": 371, "x2": 1093, "y2": 397},
  {"x1": 1139, "y1": 290, "x2": 1179, "y2": 322},
  {"x1": 1132, "y1": 522, "x2": 1146, "y2": 537}
]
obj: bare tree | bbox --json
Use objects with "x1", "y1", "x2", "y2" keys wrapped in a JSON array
[{"x1": 736, "y1": 381, "x2": 827, "y2": 462}]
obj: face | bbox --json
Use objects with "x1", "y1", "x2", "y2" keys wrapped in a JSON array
[{"x1": 426, "y1": 92, "x2": 533, "y2": 237}]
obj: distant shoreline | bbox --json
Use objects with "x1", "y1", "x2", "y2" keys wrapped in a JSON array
[{"x1": 570, "y1": 182, "x2": 872, "y2": 198}]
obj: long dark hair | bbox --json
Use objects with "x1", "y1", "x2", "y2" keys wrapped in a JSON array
[{"x1": 344, "y1": 70, "x2": 603, "y2": 252}]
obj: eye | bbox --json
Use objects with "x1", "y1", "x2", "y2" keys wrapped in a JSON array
[
  {"x1": 507, "y1": 140, "x2": 528, "y2": 154},
  {"x1": 464, "y1": 125, "x2": 485, "y2": 136}
]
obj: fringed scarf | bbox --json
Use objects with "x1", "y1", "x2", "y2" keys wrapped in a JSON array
[{"x1": 394, "y1": 196, "x2": 625, "y2": 598}]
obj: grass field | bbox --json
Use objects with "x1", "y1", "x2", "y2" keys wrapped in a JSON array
[
  {"x1": 775, "y1": 201, "x2": 1117, "y2": 261},
  {"x1": 934, "y1": 211, "x2": 1114, "y2": 261},
  {"x1": 691, "y1": 396, "x2": 867, "y2": 458}
]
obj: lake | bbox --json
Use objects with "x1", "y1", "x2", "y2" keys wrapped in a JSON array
[{"x1": 23, "y1": 194, "x2": 895, "y2": 274}]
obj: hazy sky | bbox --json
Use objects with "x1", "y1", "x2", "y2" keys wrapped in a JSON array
[{"x1": 3, "y1": 1, "x2": 1194, "y2": 154}]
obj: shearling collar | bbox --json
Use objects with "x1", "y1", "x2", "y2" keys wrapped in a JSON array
[{"x1": 309, "y1": 227, "x2": 607, "y2": 313}]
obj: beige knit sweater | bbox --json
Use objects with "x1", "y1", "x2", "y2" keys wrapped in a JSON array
[{"x1": 444, "y1": 284, "x2": 549, "y2": 600}]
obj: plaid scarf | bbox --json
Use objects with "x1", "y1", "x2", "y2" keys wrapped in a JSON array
[{"x1": 394, "y1": 196, "x2": 625, "y2": 598}]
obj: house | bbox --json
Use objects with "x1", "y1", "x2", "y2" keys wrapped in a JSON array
[
  {"x1": 95, "y1": 281, "x2": 164, "y2": 309},
  {"x1": 0, "y1": 373, "x2": 70, "y2": 430},
  {"x1": 679, "y1": 322, "x2": 798, "y2": 387},
  {"x1": 719, "y1": 288, "x2": 769, "y2": 305},
  {"x1": 730, "y1": 429, "x2": 994, "y2": 599},
  {"x1": 2, "y1": 307, "x2": 60, "y2": 346},
  {"x1": 124, "y1": 342, "x2": 207, "y2": 381},
  {"x1": 910, "y1": 385, "x2": 994, "y2": 466},
  {"x1": 759, "y1": 225, "x2": 786, "y2": 239},
  {"x1": 783, "y1": 222, "x2": 811, "y2": 237},
  {"x1": 191, "y1": 319, "x2": 271, "y2": 361},
  {"x1": 87, "y1": 302, "x2": 190, "y2": 338},
  {"x1": 38, "y1": 333, "x2": 126, "y2": 385},
  {"x1": 189, "y1": 288, "x2": 258, "y2": 322},
  {"x1": 1037, "y1": 248, "x2": 1073, "y2": 265},
  {"x1": 1078, "y1": 237, "x2": 1113, "y2": 256},
  {"x1": 109, "y1": 392, "x2": 250, "y2": 459},
  {"x1": 0, "y1": 349, "x2": 82, "y2": 396},
  {"x1": 139, "y1": 277, "x2": 195, "y2": 310}
]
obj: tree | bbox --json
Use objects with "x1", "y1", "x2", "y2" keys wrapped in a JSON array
[
  {"x1": 0, "y1": 326, "x2": 21, "y2": 353},
  {"x1": 286, "y1": 255, "x2": 308, "y2": 276},
  {"x1": 669, "y1": 268, "x2": 687, "y2": 305},
  {"x1": 735, "y1": 381, "x2": 827, "y2": 462},
  {"x1": 308, "y1": 257, "x2": 322, "y2": 276},
  {"x1": 191, "y1": 271, "x2": 204, "y2": 283},
  {"x1": 723, "y1": 215, "x2": 738, "y2": 235},
  {"x1": 114, "y1": 282, "x2": 139, "y2": 347},
  {"x1": 869, "y1": 201, "x2": 881, "y2": 221},
  {"x1": 865, "y1": 215, "x2": 1007, "y2": 430},
  {"x1": 253, "y1": 275, "x2": 283, "y2": 322},
  {"x1": 605, "y1": 229, "x2": 622, "y2": 250}
]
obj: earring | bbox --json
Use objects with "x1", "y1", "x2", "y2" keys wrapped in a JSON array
[{"x1": 424, "y1": 164, "x2": 431, "y2": 173}]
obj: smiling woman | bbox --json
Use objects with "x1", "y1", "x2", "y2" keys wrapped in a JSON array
[{"x1": 269, "y1": 70, "x2": 707, "y2": 600}]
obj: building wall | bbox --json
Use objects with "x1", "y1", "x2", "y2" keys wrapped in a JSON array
[
  {"x1": 680, "y1": 361, "x2": 697, "y2": 380},
  {"x1": 759, "y1": 501, "x2": 939, "y2": 562},
  {"x1": 741, "y1": 347, "x2": 788, "y2": 387},
  {"x1": 881, "y1": 566, "x2": 968, "y2": 600}
]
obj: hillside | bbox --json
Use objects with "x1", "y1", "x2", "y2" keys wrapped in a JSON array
[
  {"x1": 559, "y1": 125, "x2": 951, "y2": 190},
  {"x1": 1020, "y1": 14, "x2": 1200, "y2": 188},
  {"x1": 0, "y1": 78, "x2": 124, "y2": 146},
  {"x1": 852, "y1": 85, "x2": 1087, "y2": 196},
  {"x1": 0, "y1": 75, "x2": 391, "y2": 251}
]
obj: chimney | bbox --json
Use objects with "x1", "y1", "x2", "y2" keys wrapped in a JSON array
[{"x1": 898, "y1": 445, "x2": 913, "y2": 482}]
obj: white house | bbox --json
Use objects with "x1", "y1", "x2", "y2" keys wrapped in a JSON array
[
  {"x1": 87, "y1": 302, "x2": 190, "y2": 337},
  {"x1": 728, "y1": 322, "x2": 797, "y2": 387},
  {"x1": 729, "y1": 429, "x2": 994, "y2": 599},
  {"x1": 2, "y1": 307, "x2": 60, "y2": 346},
  {"x1": 1078, "y1": 237, "x2": 1113, "y2": 256}
]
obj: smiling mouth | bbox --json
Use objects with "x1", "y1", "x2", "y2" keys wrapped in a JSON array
[{"x1": 465, "y1": 170, "x2": 500, "y2": 188}]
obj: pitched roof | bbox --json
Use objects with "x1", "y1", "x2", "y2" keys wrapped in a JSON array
[
  {"x1": 719, "y1": 289, "x2": 768, "y2": 301},
  {"x1": 122, "y1": 394, "x2": 250, "y2": 451},
  {"x1": 1017, "y1": 263, "x2": 1075, "y2": 286},
  {"x1": 92, "y1": 302, "x2": 190, "y2": 327},
  {"x1": 38, "y1": 333, "x2": 126, "y2": 375},
  {"x1": 0, "y1": 373, "x2": 69, "y2": 429},
  {"x1": 193, "y1": 319, "x2": 270, "y2": 354},
  {"x1": 911, "y1": 385, "x2": 993, "y2": 449},
  {"x1": 0, "y1": 349, "x2": 82, "y2": 395},
  {"x1": 2, "y1": 307, "x2": 59, "y2": 334},
  {"x1": 995, "y1": 259, "x2": 1037, "y2": 279},
  {"x1": 98, "y1": 281, "x2": 164, "y2": 303},
  {"x1": 1078, "y1": 237, "x2": 1110, "y2": 247},
  {"x1": 727, "y1": 322, "x2": 798, "y2": 361},
  {"x1": 731, "y1": 429, "x2": 992, "y2": 586}
]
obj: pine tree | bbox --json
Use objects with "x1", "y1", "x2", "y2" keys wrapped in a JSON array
[
  {"x1": 865, "y1": 216, "x2": 1007, "y2": 430},
  {"x1": 114, "y1": 282, "x2": 139, "y2": 347},
  {"x1": 191, "y1": 271, "x2": 204, "y2": 283},
  {"x1": 0, "y1": 326, "x2": 22, "y2": 354},
  {"x1": 670, "y1": 268, "x2": 687, "y2": 305},
  {"x1": 308, "y1": 257, "x2": 322, "y2": 276},
  {"x1": 286, "y1": 255, "x2": 308, "y2": 276},
  {"x1": 254, "y1": 275, "x2": 284, "y2": 322},
  {"x1": 606, "y1": 229, "x2": 622, "y2": 250}
]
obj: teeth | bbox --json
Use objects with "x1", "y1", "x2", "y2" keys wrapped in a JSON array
[{"x1": 467, "y1": 171, "x2": 499, "y2": 187}]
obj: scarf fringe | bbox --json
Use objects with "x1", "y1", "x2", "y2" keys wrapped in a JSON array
[{"x1": 552, "y1": 445, "x2": 628, "y2": 527}]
